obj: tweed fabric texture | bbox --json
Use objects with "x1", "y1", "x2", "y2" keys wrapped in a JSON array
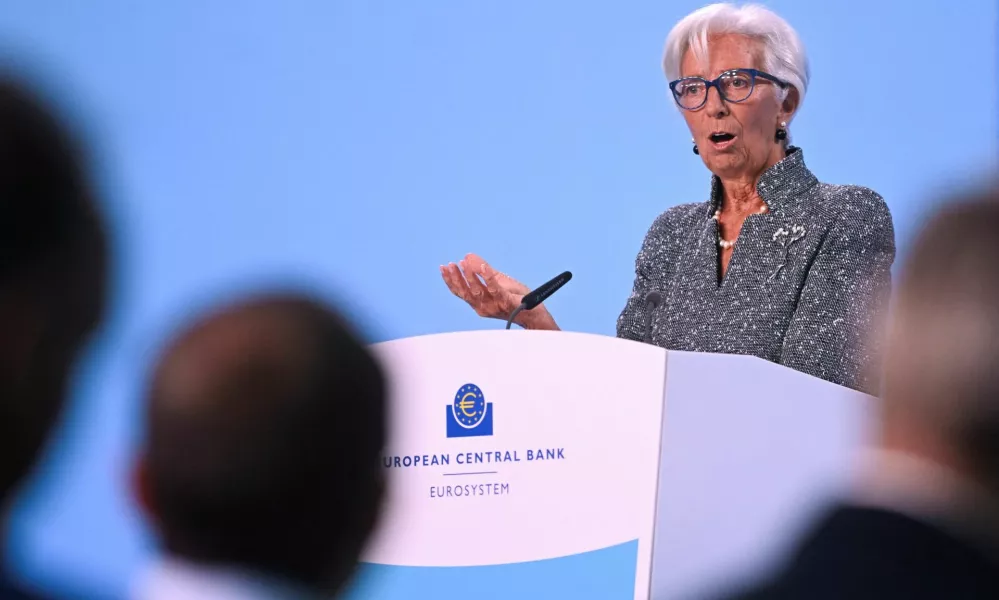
[{"x1": 616, "y1": 147, "x2": 895, "y2": 394}]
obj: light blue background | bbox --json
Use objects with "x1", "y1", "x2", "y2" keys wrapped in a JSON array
[{"x1": 0, "y1": 1, "x2": 995, "y2": 598}]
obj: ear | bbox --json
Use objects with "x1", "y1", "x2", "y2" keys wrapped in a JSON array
[
  {"x1": 131, "y1": 455, "x2": 158, "y2": 526},
  {"x1": 779, "y1": 86, "x2": 801, "y2": 124}
]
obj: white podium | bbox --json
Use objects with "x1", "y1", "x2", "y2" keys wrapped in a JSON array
[{"x1": 343, "y1": 331, "x2": 875, "y2": 600}]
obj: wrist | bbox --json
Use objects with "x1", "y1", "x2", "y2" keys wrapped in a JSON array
[{"x1": 515, "y1": 305, "x2": 558, "y2": 331}]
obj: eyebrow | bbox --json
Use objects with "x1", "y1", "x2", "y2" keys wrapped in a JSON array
[{"x1": 678, "y1": 68, "x2": 749, "y2": 80}]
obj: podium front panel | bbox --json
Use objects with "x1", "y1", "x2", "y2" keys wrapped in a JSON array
[
  {"x1": 346, "y1": 331, "x2": 668, "y2": 600},
  {"x1": 649, "y1": 351, "x2": 875, "y2": 598}
]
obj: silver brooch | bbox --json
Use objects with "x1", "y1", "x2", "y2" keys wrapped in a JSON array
[{"x1": 768, "y1": 225, "x2": 806, "y2": 281}]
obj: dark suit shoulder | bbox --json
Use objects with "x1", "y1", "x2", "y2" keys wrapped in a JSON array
[
  {"x1": 717, "y1": 506, "x2": 999, "y2": 600},
  {"x1": 0, "y1": 576, "x2": 53, "y2": 600}
]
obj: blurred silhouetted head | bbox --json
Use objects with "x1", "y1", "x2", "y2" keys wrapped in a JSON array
[
  {"x1": 882, "y1": 183, "x2": 999, "y2": 493},
  {"x1": 137, "y1": 294, "x2": 386, "y2": 594},
  {"x1": 0, "y1": 75, "x2": 107, "y2": 508}
]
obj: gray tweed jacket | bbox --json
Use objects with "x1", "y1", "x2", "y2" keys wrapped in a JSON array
[{"x1": 616, "y1": 147, "x2": 895, "y2": 394}]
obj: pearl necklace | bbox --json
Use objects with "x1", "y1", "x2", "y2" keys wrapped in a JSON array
[{"x1": 713, "y1": 204, "x2": 769, "y2": 249}]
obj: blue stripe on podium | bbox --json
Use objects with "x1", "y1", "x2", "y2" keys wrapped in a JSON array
[{"x1": 343, "y1": 539, "x2": 638, "y2": 600}]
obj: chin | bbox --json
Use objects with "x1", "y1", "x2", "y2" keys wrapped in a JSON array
[{"x1": 704, "y1": 155, "x2": 748, "y2": 178}]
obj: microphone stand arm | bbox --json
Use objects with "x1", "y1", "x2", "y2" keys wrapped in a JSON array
[{"x1": 505, "y1": 304, "x2": 526, "y2": 330}]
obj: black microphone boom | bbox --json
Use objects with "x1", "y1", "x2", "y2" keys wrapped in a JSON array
[
  {"x1": 522, "y1": 271, "x2": 572, "y2": 310},
  {"x1": 505, "y1": 271, "x2": 573, "y2": 330}
]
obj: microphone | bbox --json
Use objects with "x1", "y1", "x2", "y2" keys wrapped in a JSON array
[
  {"x1": 642, "y1": 290, "x2": 662, "y2": 343},
  {"x1": 505, "y1": 271, "x2": 573, "y2": 330}
]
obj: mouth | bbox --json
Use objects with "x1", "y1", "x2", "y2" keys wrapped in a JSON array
[{"x1": 709, "y1": 132, "x2": 736, "y2": 144}]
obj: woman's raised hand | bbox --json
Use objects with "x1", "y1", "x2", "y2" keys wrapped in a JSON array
[
  {"x1": 440, "y1": 253, "x2": 528, "y2": 321},
  {"x1": 440, "y1": 254, "x2": 561, "y2": 330}
]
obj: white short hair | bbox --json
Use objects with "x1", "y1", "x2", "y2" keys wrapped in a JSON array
[{"x1": 662, "y1": 3, "x2": 809, "y2": 110}]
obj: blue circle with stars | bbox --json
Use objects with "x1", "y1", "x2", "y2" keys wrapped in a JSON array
[{"x1": 452, "y1": 384, "x2": 486, "y2": 429}]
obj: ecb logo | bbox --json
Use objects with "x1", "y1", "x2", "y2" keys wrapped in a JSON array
[{"x1": 446, "y1": 383, "x2": 493, "y2": 438}]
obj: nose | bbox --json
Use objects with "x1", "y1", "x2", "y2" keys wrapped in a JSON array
[{"x1": 703, "y1": 84, "x2": 729, "y2": 118}]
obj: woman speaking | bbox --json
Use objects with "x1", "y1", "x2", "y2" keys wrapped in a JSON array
[{"x1": 440, "y1": 3, "x2": 894, "y2": 394}]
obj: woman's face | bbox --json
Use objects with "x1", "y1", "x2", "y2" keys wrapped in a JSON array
[{"x1": 678, "y1": 34, "x2": 795, "y2": 181}]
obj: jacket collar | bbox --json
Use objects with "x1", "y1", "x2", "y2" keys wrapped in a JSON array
[{"x1": 705, "y1": 146, "x2": 818, "y2": 216}]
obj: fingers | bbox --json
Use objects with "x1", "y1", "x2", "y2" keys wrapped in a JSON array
[
  {"x1": 480, "y1": 261, "x2": 500, "y2": 294},
  {"x1": 460, "y1": 258, "x2": 488, "y2": 298},
  {"x1": 465, "y1": 252, "x2": 487, "y2": 269},
  {"x1": 462, "y1": 254, "x2": 487, "y2": 281},
  {"x1": 439, "y1": 264, "x2": 459, "y2": 298},
  {"x1": 463, "y1": 253, "x2": 503, "y2": 294},
  {"x1": 440, "y1": 263, "x2": 471, "y2": 302},
  {"x1": 450, "y1": 263, "x2": 473, "y2": 301}
]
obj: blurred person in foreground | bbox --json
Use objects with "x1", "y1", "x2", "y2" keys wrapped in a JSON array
[
  {"x1": 131, "y1": 294, "x2": 386, "y2": 600},
  {"x1": 441, "y1": 3, "x2": 894, "y2": 394},
  {"x1": 720, "y1": 186, "x2": 999, "y2": 599},
  {"x1": 0, "y1": 78, "x2": 108, "y2": 599}
]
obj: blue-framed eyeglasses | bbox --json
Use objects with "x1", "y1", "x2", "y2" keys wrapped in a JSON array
[{"x1": 669, "y1": 68, "x2": 788, "y2": 110}]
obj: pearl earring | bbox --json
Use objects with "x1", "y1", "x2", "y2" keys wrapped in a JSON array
[
  {"x1": 692, "y1": 137, "x2": 699, "y2": 155},
  {"x1": 775, "y1": 121, "x2": 788, "y2": 141}
]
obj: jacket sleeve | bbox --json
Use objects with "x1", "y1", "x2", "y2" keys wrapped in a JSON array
[{"x1": 779, "y1": 194, "x2": 895, "y2": 394}]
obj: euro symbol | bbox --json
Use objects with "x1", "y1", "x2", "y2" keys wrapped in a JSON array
[{"x1": 459, "y1": 392, "x2": 478, "y2": 418}]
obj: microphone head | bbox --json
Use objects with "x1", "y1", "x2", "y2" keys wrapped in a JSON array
[
  {"x1": 521, "y1": 271, "x2": 572, "y2": 310},
  {"x1": 644, "y1": 290, "x2": 662, "y2": 308}
]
